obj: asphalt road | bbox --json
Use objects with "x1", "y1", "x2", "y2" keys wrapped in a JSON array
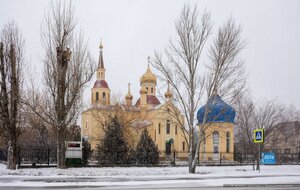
[
  {"x1": 1, "y1": 175, "x2": 299, "y2": 190},
  {"x1": 1, "y1": 184, "x2": 300, "y2": 190}
]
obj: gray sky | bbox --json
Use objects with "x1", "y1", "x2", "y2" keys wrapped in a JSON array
[{"x1": 1, "y1": 0, "x2": 300, "y2": 109}]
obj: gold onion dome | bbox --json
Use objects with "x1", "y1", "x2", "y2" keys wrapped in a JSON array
[
  {"x1": 164, "y1": 82, "x2": 172, "y2": 99},
  {"x1": 140, "y1": 57, "x2": 157, "y2": 84},
  {"x1": 165, "y1": 88, "x2": 172, "y2": 99}
]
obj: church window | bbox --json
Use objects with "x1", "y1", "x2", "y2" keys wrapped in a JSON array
[
  {"x1": 151, "y1": 87, "x2": 154, "y2": 93},
  {"x1": 102, "y1": 92, "x2": 106, "y2": 104},
  {"x1": 182, "y1": 141, "x2": 185, "y2": 151},
  {"x1": 213, "y1": 131, "x2": 219, "y2": 153},
  {"x1": 175, "y1": 125, "x2": 177, "y2": 135},
  {"x1": 146, "y1": 87, "x2": 148, "y2": 92},
  {"x1": 166, "y1": 120, "x2": 170, "y2": 134},
  {"x1": 158, "y1": 123, "x2": 161, "y2": 134},
  {"x1": 96, "y1": 92, "x2": 99, "y2": 102},
  {"x1": 226, "y1": 131, "x2": 230, "y2": 153},
  {"x1": 202, "y1": 132, "x2": 206, "y2": 153}
]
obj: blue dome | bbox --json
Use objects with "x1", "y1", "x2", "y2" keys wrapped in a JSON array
[{"x1": 197, "y1": 95, "x2": 236, "y2": 124}]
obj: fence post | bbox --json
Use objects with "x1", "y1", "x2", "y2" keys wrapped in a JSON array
[{"x1": 18, "y1": 149, "x2": 21, "y2": 167}]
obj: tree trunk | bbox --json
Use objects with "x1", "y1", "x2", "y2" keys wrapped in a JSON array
[
  {"x1": 1, "y1": 43, "x2": 19, "y2": 170},
  {"x1": 57, "y1": 126, "x2": 66, "y2": 169},
  {"x1": 55, "y1": 47, "x2": 70, "y2": 169},
  {"x1": 7, "y1": 137, "x2": 17, "y2": 170},
  {"x1": 188, "y1": 136, "x2": 196, "y2": 173}
]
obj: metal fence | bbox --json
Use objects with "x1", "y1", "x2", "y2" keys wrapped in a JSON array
[
  {"x1": 0, "y1": 149, "x2": 7, "y2": 162},
  {"x1": 17, "y1": 147, "x2": 57, "y2": 166},
  {"x1": 1, "y1": 148, "x2": 299, "y2": 166},
  {"x1": 234, "y1": 152, "x2": 300, "y2": 165}
]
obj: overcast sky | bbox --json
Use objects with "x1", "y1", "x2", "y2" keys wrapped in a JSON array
[{"x1": 1, "y1": 0, "x2": 300, "y2": 109}]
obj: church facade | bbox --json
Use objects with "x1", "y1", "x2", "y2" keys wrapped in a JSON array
[
  {"x1": 82, "y1": 41, "x2": 236, "y2": 161},
  {"x1": 197, "y1": 95, "x2": 236, "y2": 161},
  {"x1": 81, "y1": 42, "x2": 188, "y2": 159}
]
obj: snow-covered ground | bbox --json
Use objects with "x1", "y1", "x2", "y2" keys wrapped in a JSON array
[{"x1": 0, "y1": 164, "x2": 299, "y2": 187}]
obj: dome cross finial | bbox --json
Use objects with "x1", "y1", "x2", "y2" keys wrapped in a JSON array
[
  {"x1": 99, "y1": 38, "x2": 103, "y2": 49},
  {"x1": 128, "y1": 82, "x2": 131, "y2": 93},
  {"x1": 147, "y1": 56, "x2": 150, "y2": 68}
]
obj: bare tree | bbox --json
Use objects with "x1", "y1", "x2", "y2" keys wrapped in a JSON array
[
  {"x1": 234, "y1": 92, "x2": 256, "y2": 169},
  {"x1": 24, "y1": 1, "x2": 95, "y2": 168},
  {"x1": 152, "y1": 4, "x2": 246, "y2": 173},
  {"x1": 235, "y1": 93, "x2": 286, "y2": 170},
  {"x1": 0, "y1": 21, "x2": 25, "y2": 170},
  {"x1": 89, "y1": 103, "x2": 144, "y2": 148},
  {"x1": 254, "y1": 99, "x2": 285, "y2": 170}
]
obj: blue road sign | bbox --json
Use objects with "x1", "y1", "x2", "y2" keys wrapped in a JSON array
[
  {"x1": 254, "y1": 129, "x2": 264, "y2": 143},
  {"x1": 261, "y1": 152, "x2": 276, "y2": 165}
]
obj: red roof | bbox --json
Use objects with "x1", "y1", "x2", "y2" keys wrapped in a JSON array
[
  {"x1": 135, "y1": 95, "x2": 161, "y2": 106},
  {"x1": 93, "y1": 80, "x2": 109, "y2": 89}
]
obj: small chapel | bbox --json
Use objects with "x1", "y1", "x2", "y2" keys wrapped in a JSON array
[
  {"x1": 81, "y1": 41, "x2": 188, "y2": 159},
  {"x1": 197, "y1": 95, "x2": 236, "y2": 161}
]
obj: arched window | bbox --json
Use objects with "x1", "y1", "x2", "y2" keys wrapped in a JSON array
[
  {"x1": 96, "y1": 92, "x2": 99, "y2": 103},
  {"x1": 175, "y1": 125, "x2": 177, "y2": 135},
  {"x1": 213, "y1": 131, "x2": 219, "y2": 153},
  {"x1": 102, "y1": 92, "x2": 106, "y2": 104},
  {"x1": 158, "y1": 123, "x2": 161, "y2": 134},
  {"x1": 146, "y1": 87, "x2": 149, "y2": 92},
  {"x1": 226, "y1": 131, "x2": 230, "y2": 153},
  {"x1": 151, "y1": 87, "x2": 154, "y2": 93},
  {"x1": 166, "y1": 120, "x2": 170, "y2": 134},
  {"x1": 202, "y1": 132, "x2": 206, "y2": 155}
]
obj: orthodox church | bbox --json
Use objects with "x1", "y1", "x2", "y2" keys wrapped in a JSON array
[
  {"x1": 197, "y1": 95, "x2": 236, "y2": 161},
  {"x1": 81, "y1": 42, "x2": 188, "y2": 159},
  {"x1": 82, "y1": 41, "x2": 236, "y2": 161}
]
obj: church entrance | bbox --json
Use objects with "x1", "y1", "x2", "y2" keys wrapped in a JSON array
[
  {"x1": 165, "y1": 138, "x2": 174, "y2": 156},
  {"x1": 166, "y1": 143, "x2": 171, "y2": 155}
]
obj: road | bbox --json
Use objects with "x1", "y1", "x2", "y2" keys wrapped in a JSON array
[
  {"x1": 1, "y1": 184, "x2": 300, "y2": 190},
  {"x1": 0, "y1": 175, "x2": 299, "y2": 190}
]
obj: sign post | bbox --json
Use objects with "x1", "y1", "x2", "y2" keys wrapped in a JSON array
[{"x1": 254, "y1": 129, "x2": 264, "y2": 173}]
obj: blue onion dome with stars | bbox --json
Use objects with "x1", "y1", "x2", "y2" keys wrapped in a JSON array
[{"x1": 197, "y1": 94, "x2": 236, "y2": 124}]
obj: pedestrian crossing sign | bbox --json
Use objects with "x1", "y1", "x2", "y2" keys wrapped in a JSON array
[{"x1": 254, "y1": 129, "x2": 264, "y2": 143}]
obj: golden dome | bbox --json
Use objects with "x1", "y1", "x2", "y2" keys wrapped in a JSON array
[
  {"x1": 126, "y1": 92, "x2": 133, "y2": 100},
  {"x1": 164, "y1": 83, "x2": 172, "y2": 99},
  {"x1": 140, "y1": 66, "x2": 157, "y2": 84},
  {"x1": 140, "y1": 56, "x2": 157, "y2": 84}
]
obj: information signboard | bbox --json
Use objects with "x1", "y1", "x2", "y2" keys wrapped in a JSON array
[{"x1": 261, "y1": 152, "x2": 276, "y2": 165}]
